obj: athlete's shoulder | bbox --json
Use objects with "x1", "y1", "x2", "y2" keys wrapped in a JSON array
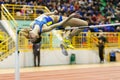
[{"x1": 35, "y1": 14, "x2": 47, "y2": 21}]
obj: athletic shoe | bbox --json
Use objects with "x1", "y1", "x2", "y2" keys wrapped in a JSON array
[
  {"x1": 63, "y1": 38, "x2": 74, "y2": 49},
  {"x1": 60, "y1": 44, "x2": 68, "y2": 56}
]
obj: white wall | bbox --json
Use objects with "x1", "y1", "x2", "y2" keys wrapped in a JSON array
[{"x1": 0, "y1": 48, "x2": 116, "y2": 68}]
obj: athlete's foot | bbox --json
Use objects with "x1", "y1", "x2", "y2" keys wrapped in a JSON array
[
  {"x1": 62, "y1": 38, "x2": 74, "y2": 49},
  {"x1": 60, "y1": 44, "x2": 68, "y2": 56}
]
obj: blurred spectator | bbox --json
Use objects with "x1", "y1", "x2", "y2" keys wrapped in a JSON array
[
  {"x1": 104, "y1": 25, "x2": 115, "y2": 32},
  {"x1": 20, "y1": 5, "x2": 33, "y2": 19},
  {"x1": 27, "y1": 1, "x2": 34, "y2": 6},
  {"x1": 21, "y1": 5, "x2": 27, "y2": 16},
  {"x1": 67, "y1": 3, "x2": 75, "y2": 14},
  {"x1": 96, "y1": 39, "x2": 105, "y2": 63},
  {"x1": 16, "y1": 0, "x2": 26, "y2": 5},
  {"x1": 74, "y1": 1, "x2": 80, "y2": 11},
  {"x1": 0, "y1": 0, "x2": 4, "y2": 4},
  {"x1": 33, "y1": 42, "x2": 41, "y2": 67},
  {"x1": 61, "y1": 2, "x2": 68, "y2": 15},
  {"x1": 116, "y1": 26, "x2": 120, "y2": 32}
]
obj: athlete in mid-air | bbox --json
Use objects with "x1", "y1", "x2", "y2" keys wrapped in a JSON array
[{"x1": 20, "y1": 10, "x2": 88, "y2": 55}]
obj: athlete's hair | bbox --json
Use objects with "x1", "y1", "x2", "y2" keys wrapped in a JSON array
[{"x1": 20, "y1": 28, "x2": 31, "y2": 39}]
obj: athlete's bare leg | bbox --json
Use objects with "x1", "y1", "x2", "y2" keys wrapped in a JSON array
[
  {"x1": 60, "y1": 15, "x2": 88, "y2": 55},
  {"x1": 42, "y1": 13, "x2": 79, "y2": 33},
  {"x1": 62, "y1": 17, "x2": 88, "y2": 27}
]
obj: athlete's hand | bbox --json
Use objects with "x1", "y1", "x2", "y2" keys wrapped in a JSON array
[{"x1": 53, "y1": 10, "x2": 58, "y2": 14}]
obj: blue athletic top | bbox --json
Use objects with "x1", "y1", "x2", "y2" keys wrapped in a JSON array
[
  {"x1": 32, "y1": 14, "x2": 53, "y2": 33},
  {"x1": 56, "y1": 15, "x2": 64, "y2": 30},
  {"x1": 32, "y1": 14, "x2": 63, "y2": 33}
]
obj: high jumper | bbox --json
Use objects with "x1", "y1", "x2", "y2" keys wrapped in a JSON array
[{"x1": 20, "y1": 10, "x2": 88, "y2": 55}]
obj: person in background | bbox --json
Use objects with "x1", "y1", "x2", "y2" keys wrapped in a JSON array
[
  {"x1": 96, "y1": 39, "x2": 105, "y2": 63},
  {"x1": 32, "y1": 42, "x2": 41, "y2": 67},
  {"x1": 98, "y1": 33, "x2": 107, "y2": 43},
  {"x1": 97, "y1": 33, "x2": 107, "y2": 63}
]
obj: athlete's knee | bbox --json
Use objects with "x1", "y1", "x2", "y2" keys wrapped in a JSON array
[{"x1": 84, "y1": 21, "x2": 88, "y2": 26}]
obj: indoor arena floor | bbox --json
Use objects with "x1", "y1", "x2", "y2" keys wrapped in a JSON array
[{"x1": 1, "y1": 62, "x2": 120, "y2": 80}]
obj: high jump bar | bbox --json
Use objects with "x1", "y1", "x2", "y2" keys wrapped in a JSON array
[{"x1": 65, "y1": 23, "x2": 120, "y2": 30}]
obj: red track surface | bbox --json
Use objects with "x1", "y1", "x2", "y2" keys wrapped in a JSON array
[{"x1": 1, "y1": 66, "x2": 120, "y2": 80}]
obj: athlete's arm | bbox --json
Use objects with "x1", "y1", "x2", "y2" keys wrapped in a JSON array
[{"x1": 43, "y1": 10, "x2": 58, "y2": 16}]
